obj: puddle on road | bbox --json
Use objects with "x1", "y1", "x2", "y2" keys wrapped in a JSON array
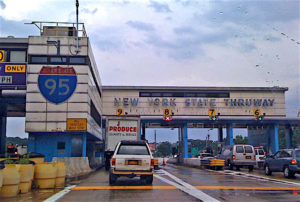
[{"x1": 0, "y1": 188, "x2": 63, "y2": 202}]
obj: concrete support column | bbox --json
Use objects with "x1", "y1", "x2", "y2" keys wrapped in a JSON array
[
  {"x1": 142, "y1": 124, "x2": 146, "y2": 140},
  {"x1": 218, "y1": 126, "x2": 223, "y2": 142},
  {"x1": 177, "y1": 126, "x2": 183, "y2": 164},
  {"x1": 0, "y1": 117, "x2": 7, "y2": 154},
  {"x1": 226, "y1": 124, "x2": 233, "y2": 145},
  {"x1": 269, "y1": 124, "x2": 279, "y2": 154},
  {"x1": 183, "y1": 123, "x2": 188, "y2": 158},
  {"x1": 285, "y1": 126, "x2": 293, "y2": 149},
  {"x1": 28, "y1": 133, "x2": 35, "y2": 153},
  {"x1": 82, "y1": 133, "x2": 87, "y2": 157}
]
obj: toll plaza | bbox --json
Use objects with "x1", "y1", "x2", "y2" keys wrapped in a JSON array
[
  {"x1": 0, "y1": 22, "x2": 300, "y2": 170},
  {"x1": 102, "y1": 85, "x2": 300, "y2": 161}
]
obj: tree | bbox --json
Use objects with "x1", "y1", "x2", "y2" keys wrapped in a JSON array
[
  {"x1": 234, "y1": 135, "x2": 248, "y2": 144},
  {"x1": 156, "y1": 142, "x2": 172, "y2": 157}
]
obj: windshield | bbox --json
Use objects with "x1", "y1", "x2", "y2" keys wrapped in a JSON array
[
  {"x1": 245, "y1": 146, "x2": 253, "y2": 153},
  {"x1": 236, "y1": 146, "x2": 244, "y2": 153},
  {"x1": 117, "y1": 145, "x2": 150, "y2": 155},
  {"x1": 258, "y1": 150, "x2": 264, "y2": 155}
]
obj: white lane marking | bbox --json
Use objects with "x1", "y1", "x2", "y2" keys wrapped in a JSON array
[
  {"x1": 44, "y1": 185, "x2": 76, "y2": 202},
  {"x1": 155, "y1": 171, "x2": 219, "y2": 202},
  {"x1": 215, "y1": 170, "x2": 300, "y2": 186}
]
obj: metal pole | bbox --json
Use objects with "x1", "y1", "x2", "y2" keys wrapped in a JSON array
[
  {"x1": 76, "y1": 0, "x2": 79, "y2": 54},
  {"x1": 154, "y1": 130, "x2": 157, "y2": 150}
]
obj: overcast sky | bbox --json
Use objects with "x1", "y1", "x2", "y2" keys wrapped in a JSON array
[{"x1": 1, "y1": 0, "x2": 299, "y2": 139}]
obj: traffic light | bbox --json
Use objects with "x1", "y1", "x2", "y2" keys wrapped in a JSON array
[
  {"x1": 210, "y1": 113, "x2": 220, "y2": 121},
  {"x1": 257, "y1": 113, "x2": 265, "y2": 121}
]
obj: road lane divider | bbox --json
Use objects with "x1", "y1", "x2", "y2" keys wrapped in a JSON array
[
  {"x1": 44, "y1": 185, "x2": 76, "y2": 202},
  {"x1": 71, "y1": 185, "x2": 300, "y2": 191},
  {"x1": 154, "y1": 170, "x2": 220, "y2": 202},
  {"x1": 215, "y1": 170, "x2": 300, "y2": 186}
]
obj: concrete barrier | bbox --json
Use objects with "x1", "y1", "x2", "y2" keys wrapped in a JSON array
[
  {"x1": 183, "y1": 158, "x2": 201, "y2": 167},
  {"x1": 52, "y1": 157, "x2": 93, "y2": 179}
]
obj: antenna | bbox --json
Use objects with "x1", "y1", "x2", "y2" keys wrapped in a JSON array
[{"x1": 76, "y1": 0, "x2": 79, "y2": 54}]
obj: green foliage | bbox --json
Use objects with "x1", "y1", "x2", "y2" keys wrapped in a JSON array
[
  {"x1": 156, "y1": 142, "x2": 172, "y2": 157},
  {"x1": 19, "y1": 153, "x2": 30, "y2": 164},
  {"x1": 234, "y1": 135, "x2": 248, "y2": 144},
  {"x1": 6, "y1": 137, "x2": 28, "y2": 147},
  {"x1": 4, "y1": 158, "x2": 14, "y2": 164}
]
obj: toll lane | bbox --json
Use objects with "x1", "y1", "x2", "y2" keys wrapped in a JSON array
[
  {"x1": 55, "y1": 164, "x2": 300, "y2": 202},
  {"x1": 58, "y1": 168, "x2": 198, "y2": 202},
  {"x1": 162, "y1": 164, "x2": 300, "y2": 201}
]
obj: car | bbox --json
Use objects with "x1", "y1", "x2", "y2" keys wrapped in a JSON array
[
  {"x1": 218, "y1": 144, "x2": 256, "y2": 171},
  {"x1": 198, "y1": 153, "x2": 214, "y2": 160},
  {"x1": 109, "y1": 140, "x2": 154, "y2": 185},
  {"x1": 254, "y1": 147, "x2": 266, "y2": 168},
  {"x1": 264, "y1": 149, "x2": 300, "y2": 178}
]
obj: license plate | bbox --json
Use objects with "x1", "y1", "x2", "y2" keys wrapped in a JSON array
[
  {"x1": 246, "y1": 156, "x2": 251, "y2": 159},
  {"x1": 259, "y1": 157, "x2": 264, "y2": 160},
  {"x1": 128, "y1": 160, "x2": 138, "y2": 165}
]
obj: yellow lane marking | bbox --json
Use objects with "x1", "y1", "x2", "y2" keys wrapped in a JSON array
[
  {"x1": 73, "y1": 186, "x2": 177, "y2": 190},
  {"x1": 72, "y1": 186, "x2": 300, "y2": 191}
]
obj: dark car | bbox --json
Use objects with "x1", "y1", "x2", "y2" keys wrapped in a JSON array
[{"x1": 264, "y1": 149, "x2": 300, "y2": 178}]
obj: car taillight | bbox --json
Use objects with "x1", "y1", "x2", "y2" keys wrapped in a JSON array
[
  {"x1": 291, "y1": 159, "x2": 297, "y2": 165},
  {"x1": 254, "y1": 156, "x2": 256, "y2": 160},
  {"x1": 151, "y1": 159, "x2": 154, "y2": 167},
  {"x1": 232, "y1": 155, "x2": 236, "y2": 160},
  {"x1": 112, "y1": 158, "x2": 116, "y2": 166}
]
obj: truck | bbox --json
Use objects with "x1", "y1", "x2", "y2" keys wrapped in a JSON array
[{"x1": 104, "y1": 117, "x2": 140, "y2": 170}]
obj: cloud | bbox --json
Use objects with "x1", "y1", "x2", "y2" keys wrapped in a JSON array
[
  {"x1": 126, "y1": 20, "x2": 155, "y2": 31},
  {"x1": 148, "y1": 0, "x2": 171, "y2": 13},
  {"x1": 0, "y1": 0, "x2": 5, "y2": 9},
  {"x1": 81, "y1": 8, "x2": 98, "y2": 14},
  {"x1": 173, "y1": 26, "x2": 195, "y2": 35},
  {"x1": 0, "y1": 17, "x2": 39, "y2": 37}
]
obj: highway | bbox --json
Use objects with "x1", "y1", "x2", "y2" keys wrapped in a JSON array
[{"x1": 45, "y1": 163, "x2": 300, "y2": 202}]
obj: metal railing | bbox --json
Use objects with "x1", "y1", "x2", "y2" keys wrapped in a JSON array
[{"x1": 25, "y1": 21, "x2": 87, "y2": 37}]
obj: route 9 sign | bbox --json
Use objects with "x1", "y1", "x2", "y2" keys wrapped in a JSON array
[{"x1": 38, "y1": 66, "x2": 77, "y2": 104}]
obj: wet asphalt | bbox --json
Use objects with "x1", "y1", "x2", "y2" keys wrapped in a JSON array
[
  {"x1": 57, "y1": 164, "x2": 299, "y2": 202},
  {"x1": 2, "y1": 163, "x2": 299, "y2": 202}
]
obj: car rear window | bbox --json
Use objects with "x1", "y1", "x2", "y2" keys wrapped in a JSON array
[
  {"x1": 117, "y1": 145, "x2": 149, "y2": 155},
  {"x1": 202, "y1": 154, "x2": 213, "y2": 157},
  {"x1": 295, "y1": 150, "x2": 300, "y2": 158},
  {"x1": 245, "y1": 146, "x2": 253, "y2": 153},
  {"x1": 258, "y1": 150, "x2": 264, "y2": 155},
  {"x1": 236, "y1": 146, "x2": 244, "y2": 153}
]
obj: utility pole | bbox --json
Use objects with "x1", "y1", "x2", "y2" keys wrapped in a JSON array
[{"x1": 154, "y1": 130, "x2": 157, "y2": 151}]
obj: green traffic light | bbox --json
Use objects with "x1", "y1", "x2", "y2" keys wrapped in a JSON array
[{"x1": 212, "y1": 116, "x2": 216, "y2": 121}]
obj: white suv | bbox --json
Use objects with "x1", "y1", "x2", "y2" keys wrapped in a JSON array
[{"x1": 109, "y1": 140, "x2": 154, "y2": 185}]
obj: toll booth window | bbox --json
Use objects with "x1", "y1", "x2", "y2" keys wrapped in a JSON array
[
  {"x1": 69, "y1": 57, "x2": 86, "y2": 64},
  {"x1": 236, "y1": 146, "x2": 244, "y2": 153},
  {"x1": 245, "y1": 146, "x2": 253, "y2": 153},
  {"x1": 10, "y1": 51, "x2": 26, "y2": 62},
  {"x1": 50, "y1": 57, "x2": 67, "y2": 63},
  {"x1": 57, "y1": 142, "x2": 65, "y2": 150},
  {"x1": 295, "y1": 150, "x2": 300, "y2": 158},
  {"x1": 31, "y1": 56, "x2": 48, "y2": 63}
]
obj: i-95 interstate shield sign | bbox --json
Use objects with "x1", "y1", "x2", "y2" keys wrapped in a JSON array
[{"x1": 38, "y1": 66, "x2": 77, "y2": 104}]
